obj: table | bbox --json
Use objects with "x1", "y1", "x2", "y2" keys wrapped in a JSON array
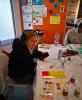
[{"x1": 34, "y1": 44, "x2": 82, "y2": 100}]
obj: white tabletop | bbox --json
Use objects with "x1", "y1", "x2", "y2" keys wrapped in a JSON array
[{"x1": 34, "y1": 44, "x2": 82, "y2": 100}]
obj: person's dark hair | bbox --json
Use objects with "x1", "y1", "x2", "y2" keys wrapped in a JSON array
[
  {"x1": 21, "y1": 30, "x2": 37, "y2": 43},
  {"x1": 78, "y1": 23, "x2": 82, "y2": 28}
]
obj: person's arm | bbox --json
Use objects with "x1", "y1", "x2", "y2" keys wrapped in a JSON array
[
  {"x1": 63, "y1": 29, "x2": 71, "y2": 45},
  {"x1": 67, "y1": 35, "x2": 71, "y2": 44},
  {"x1": 33, "y1": 50, "x2": 49, "y2": 60}
]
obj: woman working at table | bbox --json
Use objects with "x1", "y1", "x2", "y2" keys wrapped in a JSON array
[
  {"x1": 64, "y1": 21, "x2": 82, "y2": 45},
  {"x1": 8, "y1": 30, "x2": 49, "y2": 100}
]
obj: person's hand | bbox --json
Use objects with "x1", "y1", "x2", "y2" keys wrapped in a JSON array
[
  {"x1": 39, "y1": 52, "x2": 49, "y2": 61},
  {"x1": 43, "y1": 52, "x2": 49, "y2": 58}
]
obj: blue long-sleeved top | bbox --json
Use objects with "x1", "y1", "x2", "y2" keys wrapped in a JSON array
[{"x1": 8, "y1": 38, "x2": 48, "y2": 84}]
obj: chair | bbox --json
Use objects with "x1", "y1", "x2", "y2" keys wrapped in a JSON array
[
  {"x1": 0, "y1": 53, "x2": 9, "y2": 94},
  {"x1": 0, "y1": 41, "x2": 3, "y2": 53},
  {"x1": 0, "y1": 53, "x2": 33, "y2": 100}
]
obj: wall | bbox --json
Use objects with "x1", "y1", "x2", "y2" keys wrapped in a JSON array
[
  {"x1": 65, "y1": 0, "x2": 80, "y2": 37},
  {"x1": 66, "y1": 0, "x2": 80, "y2": 24},
  {"x1": 78, "y1": 0, "x2": 82, "y2": 18},
  {"x1": 20, "y1": 0, "x2": 68, "y2": 44},
  {"x1": 34, "y1": 0, "x2": 68, "y2": 44}
]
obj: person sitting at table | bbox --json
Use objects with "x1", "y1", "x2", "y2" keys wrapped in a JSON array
[
  {"x1": 64, "y1": 22, "x2": 82, "y2": 45},
  {"x1": 8, "y1": 30, "x2": 49, "y2": 100}
]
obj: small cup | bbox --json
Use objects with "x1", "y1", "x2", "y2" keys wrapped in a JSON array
[
  {"x1": 58, "y1": 49, "x2": 62, "y2": 60},
  {"x1": 70, "y1": 76, "x2": 75, "y2": 84},
  {"x1": 63, "y1": 86, "x2": 68, "y2": 96},
  {"x1": 74, "y1": 86, "x2": 80, "y2": 97},
  {"x1": 45, "y1": 93, "x2": 54, "y2": 100}
]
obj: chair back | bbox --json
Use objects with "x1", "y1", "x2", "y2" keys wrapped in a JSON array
[
  {"x1": 0, "y1": 41, "x2": 2, "y2": 53},
  {"x1": 0, "y1": 53, "x2": 33, "y2": 100},
  {"x1": 0, "y1": 53, "x2": 9, "y2": 94},
  {"x1": 0, "y1": 53, "x2": 9, "y2": 76}
]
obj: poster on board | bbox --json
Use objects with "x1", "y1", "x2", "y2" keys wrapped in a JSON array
[
  {"x1": 33, "y1": 0, "x2": 44, "y2": 5},
  {"x1": 24, "y1": 23, "x2": 33, "y2": 29},
  {"x1": 50, "y1": 15, "x2": 61, "y2": 24},
  {"x1": 22, "y1": 5, "x2": 32, "y2": 13},
  {"x1": 32, "y1": 5, "x2": 47, "y2": 17},
  {"x1": 58, "y1": 0, "x2": 64, "y2": 3},
  {"x1": 60, "y1": 6, "x2": 65, "y2": 13},
  {"x1": 20, "y1": 0, "x2": 26, "y2": 5},
  {"x1": 54, "y1": 3, "x2": 59, "y2": 9},
  {"x1": 28, "y1": 0, "x2": 32, "y2": 5},
  {"x1": 23, "y1": 13, "x2": 32, "y2": 22},
  {"x1": 33, "y1": 17, "x2": 43, "y2": 25},
  {"x1": 50, "y1": 0, "x2": 54, "y2": 3}
]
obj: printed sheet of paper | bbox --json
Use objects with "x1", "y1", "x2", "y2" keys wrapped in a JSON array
[
  {"x1": 28, "y1": 0, "x2": 32, "y2": 5},
  {"x1": 24, "y1": 23, "x2": 33, "y2": 30},
  {"x1": 23, "y1": 13, "x2": 32, "y2": 22},
  {"x1": 54, "y1": 3, "x2": 59, "y2": 8},
  {"x1": 42, "y1": 71, "x2": 66, "y2": 79},
  {"x1": 33, "y1": 17, "x2": 43, "y2": 25},
  {"x1": 50, "y1": 15, "x2": 61, "y2": 24},
  {"x1": 32, "y1": 5, "x2": 47, "y2": 17},
  {"x1": 39, "y1": 78, "x2": 66, "y2": 100},
  {"x1": 22, "y1": 5, "x2": 32, "y2": 13},
  {"x1": 33, "y1": 0, "x2": 44, "y2": 5},
  {"x1": 58, "y1": 0, "x2": 64, "y2": 3},
  {"x1": 60, "y1": 6, "x2": 65, "y2": 13}
]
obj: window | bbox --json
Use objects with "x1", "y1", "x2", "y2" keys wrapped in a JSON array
[{"x1": 0, "y1": 0, "x2": 15, "y2": 45}]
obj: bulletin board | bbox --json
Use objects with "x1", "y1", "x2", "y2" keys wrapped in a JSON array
[{"x1": 19, "y1": 0, "x2": 68, "y2": 44}]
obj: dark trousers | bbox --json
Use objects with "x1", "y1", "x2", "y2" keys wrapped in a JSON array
[{"x1": 7, "y1": 86, "x2": 33, "y2": 100}]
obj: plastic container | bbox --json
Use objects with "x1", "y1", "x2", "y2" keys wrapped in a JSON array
[
  {"x1": 44, "y1": 93, "x2": 54, "y2": 100},
  {"x1": 70, "y1": 76, "x2": 75, "y2": 84},
  {"x1": 54, "y1": 32, "x2": 60, "y2": 46},
  {"x1": 74, "y1": 86, "x2": 80, "y2": 97},
  {"x1": 63, "y1": 86, "x2": 68, "y2": 96}
]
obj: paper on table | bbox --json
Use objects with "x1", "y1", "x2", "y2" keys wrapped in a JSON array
[
  {"x1": 49, "y1": 71, "x2": 66, "y2": 79},
  {"x1": 42, "y1": 71, "x2": 66, "y2": 79},
  {"x1": 78, "y1": 48, "x2": 82, "y2": 54}
]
